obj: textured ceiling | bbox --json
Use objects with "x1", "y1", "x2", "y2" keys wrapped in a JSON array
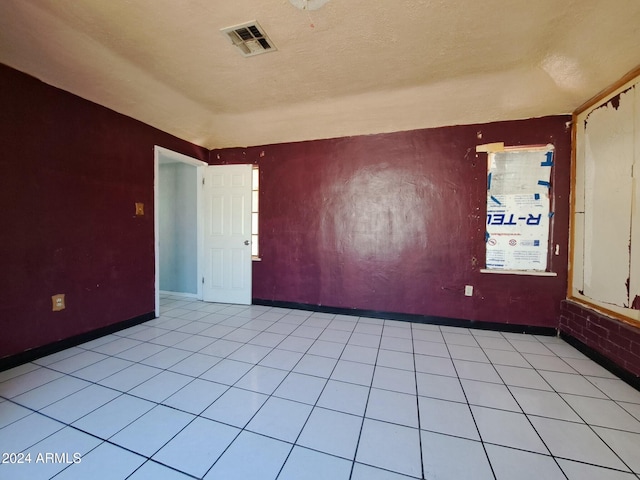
[{"x1": 1, "y1": 0, "x2": 639, "y2": 149}]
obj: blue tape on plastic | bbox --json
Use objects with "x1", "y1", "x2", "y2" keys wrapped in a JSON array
[
  {"x1": 537, "y1": 180, "x2": 551, "y2": 188},
  {"x1": 534, "y1": 193, "x2": 540, "y2": 200},
  {"x1": 541, "y1": 151, "x2": 554, "y2": 167},
  {"x1": 548, "y1": 212, "x2": 555, "y2": 218},
  {"x1": 490, "y1": 195, "x2": 502, "y2": 205},
  {"x1": 487, "y1": 172, "x2": 492, "y2": 190},
  {"x1": 485, "y1": 231, "x2": 490, "y2": 243}
]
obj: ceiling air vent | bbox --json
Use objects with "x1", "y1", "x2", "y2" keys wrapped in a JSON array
[{"x1": 221, "y1": 21, "x2": 277, "y2": 57}]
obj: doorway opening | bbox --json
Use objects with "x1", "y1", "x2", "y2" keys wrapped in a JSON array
[{"x1": 153, "y1": 146, "x2": 207, "y2": 316}]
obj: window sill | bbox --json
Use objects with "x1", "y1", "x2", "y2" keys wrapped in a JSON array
[
  {"x1": 252, "y1": 256, "x2": 262, "y2": 262},
  {"x1": 480, "y1": 269, "x2": 557, "y2": 277}
]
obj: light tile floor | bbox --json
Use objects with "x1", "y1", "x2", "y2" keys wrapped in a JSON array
[{"x1": 1, "y1": 295, "x2": 640, "y2": 479}]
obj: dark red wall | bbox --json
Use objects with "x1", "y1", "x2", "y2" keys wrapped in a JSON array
[
  {"x1": 212, "y1": 117, "x2": 572, "y2": 328},
  {"x1": 0, "y1": 64, "x2": 208, "y2": 359},
  {"x1": 560, "y1": 300, "x2": 640, "y2": 378}
]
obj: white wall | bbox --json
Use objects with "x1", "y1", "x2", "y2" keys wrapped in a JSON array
[{"x1": 159, "y1": 162, "x2": 198, "y2": 295}]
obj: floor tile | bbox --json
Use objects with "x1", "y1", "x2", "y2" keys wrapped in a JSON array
[
  {"x1": 72, "y1": 393, "x2": 156, "y2": 439},
  {"x1": 530, "y1": 416, "x2": 628, "y2": 470},
  {"x1": 199, "y1": 358, "x2": 253, "y2": 385},
  {"x1": 203, "y1": 431, "x2": 291, "y2": 480},
  {"x1": 317, "y1": 379, "x2": 370, "y2": 416},
  {"x1": 557, "y1": 458, "x2": 638, "y2": 480},
  {"x1": 0, "y1": 401, "x2": 32, "y2": 428},
  {"x1": 258, "y1": 348, "x2": 304, "y2": 371},
  {"x1": 129, "y1": 370, "x2": 193, "y2": 402},
  {"x1": 562, "y1": 357, "x2": 617, "y2": 378},
  {"x1": 307, "y1": 340, "x2": 345, "y2": 359},
  {"x1": 128, "y1": 460, "x2": 195, "y2": 479},
  {"x1": 413, "y1": 340, "x2": 450, "y2": 357},
  {"x1": 110, "y1": 405, "x2": 195, "y2": 457},
  {"x1": 318, "y1": 328, "x2": 351, "y2": 343},
  {"x1": 356, "y1": 418, "x2": 422, "y2": 478},
  {"x1": 509, "y1": 386, "x2": 583, "y2": 422},
  {"x1": 198, "y1": 339, "x2": 243, "y2": 357},
  {"x1": 331, "y1": 360, "x2": 375, "y2": 387},
  {"x1": 153, "y1": 417, "x2": 239, "y2": 477},
  {"x1": 372, "y1": 365, "x2": 416, "y2": 394},
  {"x1": 13, "y1": 427, "x2": 99, "y2": 479},
  {"x1": 340, "y1": 345, "x2": 378, "y2": 365},
  {"x1": 484, "y1": 348, "x2": 530, "y2": 367},
  {"x1": 485, "y1": 444, "x2": 566, "y2": 480},
  {"x1": 414, "y1": 354, "x2": 456, "y2": 376},
  {"x1": 453, "y1": 359, "x2": 502, "y2": 383},
  {"x1": 234, "y1": 365, "x2": 288, "y2": 395},
  {"x1": 72, "y1": 356, "x2": 133, "y2": 382},
  {"x1": 351, "y1": 462, "x2": 420, "y2": 480},
  {"x1": 54, "y1": 441, "x2": 146, "y2": 480},
  {"x1": 98, "y1": 363, "x2": 163, "y2": 392},
  {"x1": 273, "y1": 372, "x2": 327, "y2": 404},
  {"x1": 116, "y1": 342, "x2": 167, "y2": 362},
  {"x1": 40, "y1": 383, "x2": 120, "y2": 423},
  {"x1": 11, "y1": 375, "x2": 91, "y2": 410},
  {"x1": 461, "y1": 379, "x2": 521, "y2": 412},
  {"x1": 249, "y1": 331, "x2": 287, "y2": 348},
  {"x1": 418, "y1": 396, "x2": 479, "y2": 440},
  {"x1": 348, "y1": 332, "x2": 381, "y2": 348},
  {"x1": 0, "y1": 412, "x2": 65, "y2": 453},
  {"x1": 593, "y1": 426, "x2": 640, "y2": 472},
  {"x1": 246, "y1": 396, "x2": 312, "y2": 442},
  {"x1": 366, "y1": 388, "x2": 419, "y2": 428},
  {"x1": 521, "y1": 352, "x2": 576, "y2": 373},
  {"x1": 297, "y1": 407, "x2": 363, "y2": 459},
  {"x1": 421, "y1": 431, "x2": 493, "y2": 480},
  {"x1": 376, "y1": 349, "x2": 415, "y2": 371},
  {"x1": 167, "y1": 352, "x2": 222, "y2": 377},
  {"x1": 31, "y1": 348, "x2": 85, "y2": 367},
  {"x1": 201, "y1": 387, "x2": 268, "y2": 428},
  {"x1": 475, "y1": 336, "x2": 515, "y2": 351},
  {"x1": 561, "y1": 393, "x2": 640, "y2": 432},
  {"x1": 540, "y1": 370, "x2": 608, "y2": 398},
  {"x1": 586, "y1": 376, "x2": 640, "y2": 403},
  {"x1": 443, "y1": 332, "x2": 479, "y2": 347},
  {"x1": 278, "y1": 446, "x2": 352, "y2": 480},
  {"x1": 293, "y1": 354, "x2": 338, "y2": 378},
  {"x1": 448, "y1": 345, "x2": 489, "y2": 363},
  {"x1": 91, "y1": 337, "x2": 142, "y2": 356},
  {"x1": 140, "y1": 347, "x2": 192, "y2": 369},
  {"x1": 277, "y1": 335, "x2": 315, "y2": 353},
  {"x1": 380, "y1": 336, "x2": 413, "y2": 353},
  {"x1": 0, "y1": 367, "x2": 64, "y2": 398},
  {"x1": 412, "y1": 329, "x2": 444, "y2": 343},
  {"x1": 471, "y1": 405, "x2": 548, "y2": 453},
  {"x1": 509, "y1": 339, "x2": 554, "y2": 355},
  {"x1": 495, "y1": 365, "x2": 552, "y2": 390},
  {"x1": 162, "y1": 378, "x2": 228, "y2": 414},
  {"x1": 227, "y1": 344, "x2": 272, "y2": 364},
  {"x1": 416, "y1": 372, "x2": 466, "y2": 402}
]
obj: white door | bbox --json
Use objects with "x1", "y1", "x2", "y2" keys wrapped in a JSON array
[{"x1": 202, "y1": 164, "x2": 253, "y2": 304}]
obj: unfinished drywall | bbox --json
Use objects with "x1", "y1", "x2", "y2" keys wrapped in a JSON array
[{"x1": 572, "y1": 75, "x2": 640, "y2": 322}]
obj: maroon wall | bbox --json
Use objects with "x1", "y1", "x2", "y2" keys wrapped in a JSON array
[
  {"x1": 212, "y1": 116, "x2": 572, "y2": 328},
  {"x1": 560, "y1": 300, "x2": 640, "y2": 378},
  {"x1": 0, "y1": 64, "x2": 208, "y2": 359}
]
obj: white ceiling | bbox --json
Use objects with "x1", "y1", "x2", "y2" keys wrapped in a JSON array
[{"x1": 1, "y1": 0, "x2": 639, "y2": 149}]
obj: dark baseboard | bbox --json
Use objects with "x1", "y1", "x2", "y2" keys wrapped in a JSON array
[
  {"x1": 252, "y1": 299, "x2": 557, "y2": 336},
  {"x1": 0, "y1": 312, "x2": 155, "y2": 373},
  {"x1": 559, "y1": 331, "x2": 640, "y2": 392}
]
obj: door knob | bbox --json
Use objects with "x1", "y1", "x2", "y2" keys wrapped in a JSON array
[{"x1": 244, "y1": 240, "x2": 250, "y2": 245}]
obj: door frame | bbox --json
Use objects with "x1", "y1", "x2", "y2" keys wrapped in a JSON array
[{"x1": 153, "y1": 146, "x2": 208, "y2": 317}]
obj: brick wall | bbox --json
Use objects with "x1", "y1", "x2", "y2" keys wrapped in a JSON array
[{"x1": 560, "y1": 300, "x2": 640, "y2": 379}]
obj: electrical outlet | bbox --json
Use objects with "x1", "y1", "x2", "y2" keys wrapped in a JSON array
[
  {"x1": 464, "y1": 285, "x2": 473, "y2": 297},
  {"x1": 52, "y1": 294, "x2": 65, "y2": 311},
  {"x1": 135, "y1": 202, "x2": 144, "y2": 216}
]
